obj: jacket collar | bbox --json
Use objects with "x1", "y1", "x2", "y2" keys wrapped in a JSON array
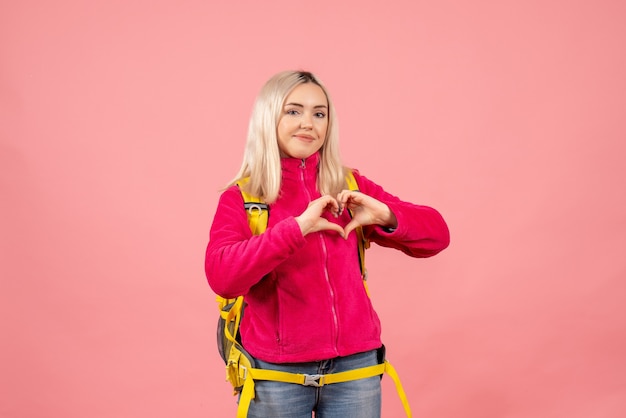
[{"x1": 280, "y1": 153, "x2": 320, "y2": 175}]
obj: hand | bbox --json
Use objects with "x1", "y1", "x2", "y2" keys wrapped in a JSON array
[
  {"x1": 336, "y1": 190, "x2": 397, "y2": 238},
  {"x1": 295, "y1": 195, "x2": 345, "y2": 237}
]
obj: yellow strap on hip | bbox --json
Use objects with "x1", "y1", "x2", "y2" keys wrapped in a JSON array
[{"x1": 236, "y1": 360, "x2": 412, "y2": 418}]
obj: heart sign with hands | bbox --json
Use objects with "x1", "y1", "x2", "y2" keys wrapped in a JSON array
[
  {"x1": 295, "y1": 195, "x2": 345, "y2": 238},
  {"x1": 295, "y1": 192, "x2": 398, "y2": 239}
]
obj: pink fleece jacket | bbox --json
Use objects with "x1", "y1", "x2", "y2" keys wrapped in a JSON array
[{"x1": 205, "y1": 153, "x2": 450, "y2": 363}]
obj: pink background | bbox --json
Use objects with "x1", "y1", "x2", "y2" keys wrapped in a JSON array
[{"x1": 2, "y1": 1, "x2": 625, "y2": 417}]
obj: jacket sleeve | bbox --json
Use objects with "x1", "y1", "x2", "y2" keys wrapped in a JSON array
[
  {"x1": 353, "y1": 171, "x2": 450, "y2": 257},
  {"x1": 205, "y1": 186, "x2": 307, "y2": 298}
]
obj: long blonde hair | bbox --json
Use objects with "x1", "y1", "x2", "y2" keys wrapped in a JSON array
[{"x1": 228, "y1": 70, "x2": 345, "y2": 203}]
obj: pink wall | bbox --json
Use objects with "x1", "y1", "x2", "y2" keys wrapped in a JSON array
[{"x1": 2, "y1": 1, "x2": 625, "y2": 417}]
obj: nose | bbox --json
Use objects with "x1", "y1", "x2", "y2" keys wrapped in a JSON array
[{"x1": 301, "y1": 113, "x2": 313, "y2": 129}]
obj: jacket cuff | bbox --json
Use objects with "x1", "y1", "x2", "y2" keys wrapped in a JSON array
[
  {"x1": 280, "y1": 216, "x2": 308, "y2": 247},
  {"x1": 375, "y1": 201, "x2": 407, "y2": 237}
]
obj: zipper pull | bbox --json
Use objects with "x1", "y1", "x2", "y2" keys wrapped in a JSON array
[{"x1": 300, "y1": 158, "x2": 306, "y2": 169}]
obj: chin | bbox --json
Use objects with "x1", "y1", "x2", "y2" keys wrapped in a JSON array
[{"x1": 286, "y1": 150, "x2": 316, "y2": 159}]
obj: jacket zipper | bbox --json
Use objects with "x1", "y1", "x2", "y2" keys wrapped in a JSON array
[{"x1": 300, "y1": 158, "x2": 340, "y2": 356}]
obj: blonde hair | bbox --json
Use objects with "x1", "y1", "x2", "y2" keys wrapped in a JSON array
[{"x1": 228, "y1": 70, "x2": 346, "y2": 203}]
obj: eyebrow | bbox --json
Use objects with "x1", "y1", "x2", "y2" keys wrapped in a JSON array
[{"x1": 284, "y1": 102, "x2": 328, "y2": 109}]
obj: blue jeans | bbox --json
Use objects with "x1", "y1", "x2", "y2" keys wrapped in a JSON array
[{"x1": 245, "y1": 349, "x2": 382, "y2": 418}]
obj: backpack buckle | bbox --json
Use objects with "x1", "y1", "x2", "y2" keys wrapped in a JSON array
[
  {"x1": 303, "y1": 374, "x2": 324, "y2": 387},
  {"x1": 238, "y1": 365, "x2": 248, "y2": 379}
]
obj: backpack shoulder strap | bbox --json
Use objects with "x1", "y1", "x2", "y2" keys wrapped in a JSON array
[
  {"x1": 345, "y1": 170, "x2": 370, "y2": 281},
  {"x1": 236, "y1": 178, "x2": 269, "y2": 235},
  {"x1": 344, "y1": 170, "x2": 359, "y2": 192}
]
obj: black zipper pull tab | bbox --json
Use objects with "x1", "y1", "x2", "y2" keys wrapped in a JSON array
[{"x1": 300, "y1": 158, "x2": 306, "y2": 169}]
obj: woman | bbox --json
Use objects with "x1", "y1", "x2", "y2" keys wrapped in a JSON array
[{"x1": 205, "y1": 70, "x2": 449, "y2": 417}]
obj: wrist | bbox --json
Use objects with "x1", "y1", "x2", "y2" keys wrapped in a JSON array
[
  {"x1": 383, "y1": 206, "x2": 398, "y2": 229},
  {"x1": 294, "y1": 216, "x2": 310, "y2": 236}
]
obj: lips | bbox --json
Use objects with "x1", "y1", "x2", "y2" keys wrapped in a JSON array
[{"x1": 294, "y1": 134, "x2": 315, "y2": 142}]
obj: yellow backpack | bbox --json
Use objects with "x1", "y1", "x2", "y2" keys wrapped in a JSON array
[{"x1": 215, "y1": 171, "x2": 412, "y2": 418}]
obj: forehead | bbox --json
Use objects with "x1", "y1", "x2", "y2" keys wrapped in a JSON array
[{"x1": 284, "y1": 83, "x2": 328, "y2": 106}]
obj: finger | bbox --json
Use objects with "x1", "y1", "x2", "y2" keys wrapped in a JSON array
[
  {"x1": 326, "y1": 223, "x2": 345, "y2": 238},
  {"x1": 336, "y1": 189, "x2": 350, "y2": 202},
  {"x1": 315, "y1": 219, "x2": 345, "y2": 238},
  {"x1": 319, "y1": 196, "x2": 340, "y2": 217},
  {"x1": 336, "y1": 190, "x2": 357, "y2": 214},
  {"x1": 319, "y1": 194, "x2": 339, "y2": 207},
  {"x1": 309, "y1": 195, "x2": 338, "y2": 216},
  {"x1": 343, "y1": 218, "x2": 360, "y2": 239}
]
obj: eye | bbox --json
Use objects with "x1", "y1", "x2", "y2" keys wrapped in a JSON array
[
  {"x1": 314, "y1": 111, "x2": 327, "y2": 118},
  {"x1": 285, "y1": 109, "x2": 300, "y2": 116}
]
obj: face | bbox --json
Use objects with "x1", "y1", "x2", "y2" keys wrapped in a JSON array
[{"x1": 277, "y1": 82, "x2": 329, "y2": 159}]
